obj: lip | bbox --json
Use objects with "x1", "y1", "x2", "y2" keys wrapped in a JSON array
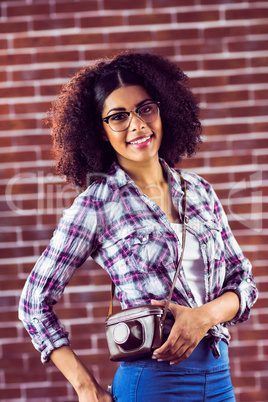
[{"x1": 127, "y1": 134, "x2": 153, "y2": 145}]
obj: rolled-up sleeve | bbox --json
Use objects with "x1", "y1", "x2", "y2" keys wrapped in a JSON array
[
  {"x1": 209, "y1": 185, "x2": 258, "y2": 325},
  {"x1": 18, "y1": 194, "x2": 99, "y2": 363}
]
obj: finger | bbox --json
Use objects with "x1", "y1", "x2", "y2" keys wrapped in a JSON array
[
  {"x1": 150, "y1": 299, "x2": 166, "y2": 306},
  {"x1": 169, "y1": 345, "x2": 194, "y2": 365}
]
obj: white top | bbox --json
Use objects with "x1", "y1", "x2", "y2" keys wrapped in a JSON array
[{"x1": 171, "y1": 222, "x2": 206, "y2": 306}]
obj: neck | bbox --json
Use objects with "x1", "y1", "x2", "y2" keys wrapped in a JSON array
[{"x1": 118, "y1": 157, "x2": 166, "y2": 188}]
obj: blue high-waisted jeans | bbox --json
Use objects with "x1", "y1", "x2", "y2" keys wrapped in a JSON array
[{"x1": 112, "y1": 338, "x2": 235, "y2": 401}]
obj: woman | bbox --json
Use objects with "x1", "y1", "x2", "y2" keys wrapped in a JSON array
[{"x1": 19, "y1": 52, "x2": 258, "y2": 401}]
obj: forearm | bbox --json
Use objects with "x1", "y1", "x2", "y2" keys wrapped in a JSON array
[
  {"x1": 50, "y1": 346, "x2": 101, "y2": 398},
  {"x1": 199, "y1": 291, "x2": 240, "y2": 328}
]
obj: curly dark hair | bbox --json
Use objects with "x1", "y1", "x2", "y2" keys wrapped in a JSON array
[{"x1": 47, "y1": 52, "x2": 202, "y2": 187}]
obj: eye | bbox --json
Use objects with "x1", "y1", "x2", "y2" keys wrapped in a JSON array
[
  {"x1": 139, "y1": 104, "x2": 154, "y2": 116},
  {"x1": 109, "y1": 112, "x2": 129, "y2": 122}
]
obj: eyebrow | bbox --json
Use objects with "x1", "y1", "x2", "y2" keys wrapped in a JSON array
[{"x1": 107, "y1": 98, "x2": 152, "y2": 115}]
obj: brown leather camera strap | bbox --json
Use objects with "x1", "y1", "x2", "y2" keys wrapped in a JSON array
[{"x1": 108, "y1": 172, "x2": 187, "y2": 318}]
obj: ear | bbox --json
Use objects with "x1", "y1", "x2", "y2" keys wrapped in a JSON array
[
  {"x1": 102, "y1": 130, "x2": 109, "y2": 142},
  {"x1": 97, "y1": 121, "x2": 109, "y2": 142}
]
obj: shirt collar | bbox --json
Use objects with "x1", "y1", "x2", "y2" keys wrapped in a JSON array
[{"x1": 106, "y1": 159, "x2": 187, "y2": 194}]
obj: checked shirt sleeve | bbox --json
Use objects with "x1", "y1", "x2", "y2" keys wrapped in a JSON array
[
  {"x1": 207, "y1": 183, "x2": 258, "y2": 325},
  {"x1": 18, "y1": 194, "x2": 99, "y2": 363}
]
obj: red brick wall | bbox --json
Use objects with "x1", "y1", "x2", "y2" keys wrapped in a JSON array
[{"x1": 0, "y1": 0, "x2": 267, "y2": 401}]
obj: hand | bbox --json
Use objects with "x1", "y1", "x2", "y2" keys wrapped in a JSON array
[{"x1": 151, "y1": 300, "x2": 211, "y2": 365}]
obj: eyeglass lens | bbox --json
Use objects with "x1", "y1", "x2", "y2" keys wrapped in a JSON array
[{"x1": 108, "y1": 102, "x2": 159, "y2": 132}]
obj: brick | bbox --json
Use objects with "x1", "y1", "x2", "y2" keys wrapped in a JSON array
[
  {"x1": 0, "y1": 21, "x2": 28, "y2": 34},
  {"x1": 240, "y1": 358, "x2": 268, "y2": 372},
  {"x1": 0, "y1": 53, "x2": 32, "y2": 66},
  {"x1": 0, "y1": 215, "x2": 37, "y2": 228},
  {"x1": 250, "y1": 23, "x2": 268, "y2": 35},
  {"x1": 0, "y1": 263, "x2": 18, "y2": 275},
  {"x1": 0, "y1": 151, "x2": 36, "y2": 164},
  {"x1": 204, "y1": 123, "x2": 251, "y2": 136},
  {"x1": 7, "y1": 4, "x2": 50, "y2": 17},
  {"x1": 228, "y1": 39, "x2": 268, "y2": 53},
  {"x1": 176, "y1": 10, "x2": 220, "y2": 23},
  {"x1": 205, "y1": 90, "x2": 249, "y2": 103},
  {"x1": 33, "y1": 17, "x2": 75, "y2": 31},
  {"x1": 0, "y1": 388, "x2": 21, "y2": 399},
  {"x1": 0, "y1": 119, "x2": 37, "y2": 131},
  {"x1": 85, "y1": 47, "x2": 123, "y2": 61},
  {"x1": 252, "y1": 56, "x2": 268, "y2": 69},
  {"x1": 60, "y1": 33, "x2": 103, "y2": 45},
  {"x1": 0, "y1": 86, "x2": 34, "y2": 98},
  {"x1": 156, "y1": 28, "x2": 199, "y2": 41},
  {"x1": 240, "y1": 390, "x2": 268, "y2": 402},
  {"x1": 0, "y1": 246, "x2": 35, "y2": 260},
  {"x1": 0, "y1": 309, "x2": 21, "y2": 322},
  {"x1": 14, "y1": 36, "x2": 56, "y2": 49},
  {"x1": 230, "y1": 105, "x2": 268, "y2": 118},
  {"x1": 0, "y1": 105, "x2": 9, "y2": 115},
  {"x1": 152, "y1": 0, "x2": 195, "y2": 6},
  {"x1": 13, "y1": 68, "x2": 56, "y2": 81},
  {"x1": 201, "y1": 107, "x2": 227, "y2": 119},
  {"x1": 228, "y1": 72, "x2": 268, "y2": 85},
  {"x1": 254, "y1": 89, "x2": 268, "y2": 101},
  {"x1": 108, "y1": 31, "x2": 152, "y2": 43},
  {"x1": 59, "y1": 66, "x2": 81, "y2": 78},
  {"x1": 15, "y1": 134, "x2": 51, "y2": 146},
  {"x1": 128, "y1": 13, "x2": 171, "y2": 25},
  {"x1": 55, "y1": 0, "x2": 98, "y2": 13},
  {"x1": 226, "y1": 7, "x2": 268, "y2": 20},
  {"x1": 210, "y1": 154, "x2": 253, "y2": 167},
  {"x1": 14, "y1": 102, "x2": 51, "y2": 114},
  {"x1": 26, "y1": 385, "x2": 68, "y2": 398},
  {"x1": 258, "y1": 281, "x2": 268, "y2": 292},
  {"x1": 21, "y1": 228, "x2": 54, "y2": 242},
  {"x1": 252, "y1": 122, "x2": 268, "y2": 133},
  {"x1": 201, "y1": 0, "x2": 244, "y2": 3},
  {"x1": 0, "y1": 38, "x2": 7, "y2": 49},
  {"x1": 104, "y1": 0, "x2": 146, "y2": 9},
  {"x1": 203, "y1": 57, "x2": 246, "y2": 71},
  {"x1": 5, "y1": 368, "x2": 47, "y2": 384},
  {"x1": 70, "y1": 291, "x2": 110, "y2": 304},
  {"x1": 36, "y1": 50, "x2": 79, "y2": 63},
  {"x1": 204, "y1": 26, "x2": 246, "y2": 39},
  {"x1": 229, "y1": 344, "x2": 258, "y2": 358},
  {"x1": 81, "y1": 15, "x2": 123, "y2": 28},
  {"x1": 40, "y1": 83, "x2": 63, "y2": 96},
  {"x1": 0, "y1": 136, "x2": 12, "y2": 147},
  {"x1": 0, "y1": 356, "x2": 23, "y2": 371},
  {"x1": 189, "y1": 75, "x2": 227, "y2": 88},
  {"x1": 0, "y1": 230, "x2": 17, "y2": 242},
  {"x1": 181, "y1": 42, "x2": 223, "y2": 56},
  {"x1": 231, "y1": 374, "x2": 256, "y2": 388}
]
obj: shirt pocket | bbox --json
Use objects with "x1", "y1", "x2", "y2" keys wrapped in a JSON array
[
  {"x1": 204, "y1": 220, "x2": 224, "y2": 261},
  {"x1": 124, "y1": 226, "x2": 175, "y2": 273}
]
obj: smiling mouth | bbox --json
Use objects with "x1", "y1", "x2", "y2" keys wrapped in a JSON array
[{"x1": 129, "y1": 135, "x2": 152, "y2": 145}]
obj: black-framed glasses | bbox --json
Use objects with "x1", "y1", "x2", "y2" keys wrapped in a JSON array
[{"x1": 102, "y1": 101, "x2": 160, "y2": 132}]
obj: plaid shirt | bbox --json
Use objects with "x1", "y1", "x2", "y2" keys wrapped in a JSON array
[{"x1": 19, "y1": 159, "x2": 258, "y2": 363}]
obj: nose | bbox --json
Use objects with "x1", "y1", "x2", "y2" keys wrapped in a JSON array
[{"x1": 128, "y1": 111, "x2": 146, "y2": 131}]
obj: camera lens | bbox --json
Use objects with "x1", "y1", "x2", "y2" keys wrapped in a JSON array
[{"x1": 113, "y1": 320, "x2": 143, "y2": 350}]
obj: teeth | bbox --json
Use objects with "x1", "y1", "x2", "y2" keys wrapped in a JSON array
[{"x1": 130, "y1": 136, "x2": 151, "y2": 145}]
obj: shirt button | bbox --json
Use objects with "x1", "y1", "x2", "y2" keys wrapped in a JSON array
[
  {"x1": 142, "y1": 236, "x2": 147, "y2": 242},
  {"x1": 33, "y1": 318, "x2": 38, "y2": 324},
  {"x1": 201, "y1": 244, "x2": 206, "y2": 249},
  {"x1": 247, "y1": 278, "x2": 251, "y2": 283}
]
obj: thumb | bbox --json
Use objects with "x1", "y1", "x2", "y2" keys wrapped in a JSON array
[{"x1": 151, "y1": 299, "x2": 166, "y2": 306}]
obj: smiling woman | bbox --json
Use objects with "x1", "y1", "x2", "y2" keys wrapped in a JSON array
[
  {"x1": 19, "y1": 52, "x2": 258, "y2": 402},
  {"x1": 101, "y1": 85, "x2": 163, "y2": 170}
]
